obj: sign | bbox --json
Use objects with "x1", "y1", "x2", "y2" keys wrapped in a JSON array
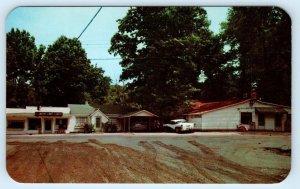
[{"x1": 35, "y1": 112, "x2": 63, "y2": 117}]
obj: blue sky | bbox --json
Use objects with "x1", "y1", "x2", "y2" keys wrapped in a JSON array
[{"x1": 6, "y1": 7, "x2": 229, "y2": 83}]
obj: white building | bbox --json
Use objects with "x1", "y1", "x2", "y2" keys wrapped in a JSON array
[
  {"x1": 6, "y1": 106, "x2": 71, "y2": 134},
  {"x1": 6, "y1": 102, "x2": 109, "y2": 134},
  {"x1": 184, "y1": 99, "x2": 291, "y2": 132},
  {"x1": 68, "y1": 102, "x2": 109, "y2": 133}
]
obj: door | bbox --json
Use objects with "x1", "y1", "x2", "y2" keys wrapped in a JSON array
[
  {"x1": 45, "y1": 119, "x2": 52, "y2": 133},
  {"x1": 96, "y1": 117, "x2": 101, "y2": 128},
  {"x1": 241, "y1": 112, "x2": 252, "y2": 124}
]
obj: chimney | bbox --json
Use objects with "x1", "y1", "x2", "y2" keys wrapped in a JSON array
[{"x1": 251, "y1": 89, "x2": 257, "y2": 100}]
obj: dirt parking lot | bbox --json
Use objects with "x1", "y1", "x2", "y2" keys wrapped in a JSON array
[{"x1": 6, "y1": 132, "x2": 291, "y2": 183}]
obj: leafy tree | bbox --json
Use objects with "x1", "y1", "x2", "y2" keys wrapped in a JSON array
[
  {"x1": 7, "y1": 30, "x2": 110, "y2": 107},
  {"x1": 197, "y1": 34, "x2": 239, "y2": 101},
  {"x1": 40, "y1": 36, "x2": 111, "y2": 106},
  {"x1": 104, "y1": 84, "x2": 129, "y2": 106},
  {"x1": 6, "y1": 28, "x2": 37, "y2": 107},
  {"x1": 109, "y1": 7, "x2": 218, "y2": 120},
  {"x1": 221, "y1": 7, "x2": 291, "y2": 105}
]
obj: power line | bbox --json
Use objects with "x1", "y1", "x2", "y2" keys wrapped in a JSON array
[{"x1": 77, "y1": 7, "x2": 102, "y2": 39}]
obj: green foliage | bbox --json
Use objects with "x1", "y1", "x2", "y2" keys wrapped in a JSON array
[
  {"x1": 104, "y1": 84, "x2": 129, "y2": 105},
  {"x1": 6, "y1": 30, "x2": 111, "y2": 107},
  {"x1": 221, "y1": 7, "x2": 291, "y2": 105},
  {"x1": 6, "y1": 28, "x2": 37, "y2": 107},
  {"x1": 109, "y1": 7, "x2": 218, "y2": 119},
  {"x1": 40, "y1": 36, "x2": 111, "y2": 106},
  {"x1": 83, "y1": 123, "x2": 95, "y2": 133}
]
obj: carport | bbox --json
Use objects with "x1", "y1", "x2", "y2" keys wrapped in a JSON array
[{"x1": 120, "y1": 110, "x2": 159, "y2": 132}]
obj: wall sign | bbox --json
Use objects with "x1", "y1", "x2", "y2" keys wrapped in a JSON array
[{"x1": 35, "y1": 112, "x2": 63, "y2": 117}]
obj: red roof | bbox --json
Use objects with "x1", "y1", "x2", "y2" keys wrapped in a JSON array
[{"x1": 189, "y1": 99, "x2": 248, "y2": 114}]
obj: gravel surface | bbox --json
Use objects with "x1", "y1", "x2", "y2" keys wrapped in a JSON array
[{"x1": 6, "y1": 132, "x2": 291, "y2": 183}]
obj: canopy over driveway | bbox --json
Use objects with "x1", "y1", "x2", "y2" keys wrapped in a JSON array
[{"x1": 120, "y1": 110, "x2": 159, "y2": 132}]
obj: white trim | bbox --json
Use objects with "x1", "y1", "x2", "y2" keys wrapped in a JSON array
[
  {"x1": 122, "y1": 110, "x2": 158, "y2": 117},
  {"x1": 89, "y1": 109, "x2": 110, "y2": 121}
]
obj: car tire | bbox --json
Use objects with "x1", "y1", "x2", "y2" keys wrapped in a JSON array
[{"x1": 175, "y1": 127, "x2": 181, "y2": 133}]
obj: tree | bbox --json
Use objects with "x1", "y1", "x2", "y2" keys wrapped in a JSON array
[
  {"x1": 109, "y1": 7, "x2": 218, "y2": 120},
  {"x1": 6, "y1": 28, "x2": 37, "y2": 107},
  {"x1": 221, "y1": 7, "x2": 291, "y2": 105},
  {"x1": 104, "y1": 84, "x2": 129, "y2": 106},
  {"x1": 40, "y1": 36, "x2": 111, "y2": 106}
]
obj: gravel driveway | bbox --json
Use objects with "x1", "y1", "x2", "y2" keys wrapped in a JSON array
[{"x1": 6, "y1": 132, "x2": 291, "y2": 183}]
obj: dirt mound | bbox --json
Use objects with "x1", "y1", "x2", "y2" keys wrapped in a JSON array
[{"x1": 6, "y1": 139, "x2": 289, "y2": 183}]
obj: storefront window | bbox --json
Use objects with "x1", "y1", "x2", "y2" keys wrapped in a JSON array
[
  {"x1": 7, "y1": 120, "x2": 24, "y2": 129},
  {"x1": 28, "y1": 118, "x2": 41, "y2": 130},
  {"x1": 56, "y1": 119, "x2": 68, "y2": 129}
]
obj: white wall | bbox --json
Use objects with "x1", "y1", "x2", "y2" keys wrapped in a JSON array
[
  {"x1": 91, "y1": 111, "x2": 109, "y2": 125},
  {"x1": 202, "y1": 107, "x2": 241, "y2": 130},
  {"x1": 190, "y1": 117, "x2": 202, "y2": 129},
  {"x1": 66, "y1": 115, "x2": 77, "y2": 133},
  {"x1": 191, "y1": 101, "x2": 290, "y2": 131}
]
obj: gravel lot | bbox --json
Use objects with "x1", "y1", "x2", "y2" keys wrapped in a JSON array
[{"x1": 6, "y1": 132, "x2": 291, "y2": 183}]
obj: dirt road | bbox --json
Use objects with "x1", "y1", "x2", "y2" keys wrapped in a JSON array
[{"x1": 6, "y1": 132, "x2": 291, "y2": 183}]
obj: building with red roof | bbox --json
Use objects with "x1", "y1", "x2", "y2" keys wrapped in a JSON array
[{"x1": 184, "y1": 99, "x2": 291, "y2": 131}]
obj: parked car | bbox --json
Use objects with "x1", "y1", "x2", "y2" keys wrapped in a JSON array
[
  {"x1": 237, "y1": 122, "x2": 255, "y2": 132},
  {"x1": 131, "y1": 122, "x2": 148, "y2": 132},
  {"x1": 163, "y1": 119, "x2": 194, "y2": 133}
]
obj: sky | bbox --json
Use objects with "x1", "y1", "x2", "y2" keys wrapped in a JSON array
[{"x1": 6, "y1": 7, "x2": 229, "y2": 83}]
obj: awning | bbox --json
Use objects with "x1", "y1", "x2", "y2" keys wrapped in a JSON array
[{"x1": 255, "y1": 107, "x2": 287, "y2": 114}]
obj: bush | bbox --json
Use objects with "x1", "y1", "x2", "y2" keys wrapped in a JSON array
[
  {"x1": 104, "y1": 123, "x2": 117, "y2": 133},
  {"x1": 84, "y1": 123, "x2": 95, "y2": 133}
]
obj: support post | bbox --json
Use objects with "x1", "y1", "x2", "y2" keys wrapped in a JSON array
[
  {"x1": 41, "y1": 117, "x2": 45, "y2": 134},
  {"x1": 128, "y1": 117, "x2": 131, "y2": 132},
  {"x1": 52, "y1": 118, "x2": 56, "y2": 133}
]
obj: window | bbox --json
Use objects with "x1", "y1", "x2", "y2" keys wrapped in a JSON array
[
  {"x1": 76, "y1": 117, "x2": 88, "y2": 125},
  {"x1": 258, "y1": 114, "x2": 265, "y2": 126},
  {"x1": 28, "y1": 118, "x2": 41, "y2": 130},
  {"x1": 7, "y1": 120, "x2": 24, "y2": 129},
  {"x1": 56, "y1": 119, "x2": 68, "y2": 129},
  {"x1": 241, "y1": 112, "x2": 252, "y2": 124},
  {"x1": 275, "y1": 114, "x2": 282, "y2": 127}
]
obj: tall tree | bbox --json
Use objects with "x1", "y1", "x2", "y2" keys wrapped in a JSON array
[
  {"x1": 221, "y1": 7, "x2": 291, "y2": 105},
  {"x1": 6, "y1": 28, "x2": 37, "y2": 107},
  {"x1": 109, "y1": 7, "x2": 218, "y2": 120},
  {"x1": 104, "y1": 84, "x2": 129, "y2": 106},
  {"x1": 41, "y1": 36, "x2": 111, "y2": 106}
]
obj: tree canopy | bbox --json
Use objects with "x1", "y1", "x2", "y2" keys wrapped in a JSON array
[
  {"x1": 221, "y1": 7, "x2": 291, "y2": 105},
  {"x1": 109, "y1": 7, "x2": 224, "y2": 120},
  {"x1": 41, "y1": 36, "x2": 111, "y2": 106},
  {"x1": 6, "y1": 29, "x2": 111, "y2": 107},
  {"x1": 7, "y1": 28, "x2": 38, "y2": 107},
  {"x1": 7, "y1": 6, "x2": 291, "y2": 115}
]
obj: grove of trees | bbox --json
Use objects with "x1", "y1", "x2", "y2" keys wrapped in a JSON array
[
  {"x1": 7, "y1": 7, "x2": 291, "y2": 121},
  {"x1": 7, "y1": 29, "x2": 111, "y2": 107},
  {"x1": 109, "y1": 7, "x2": 291, "y2": 120}
]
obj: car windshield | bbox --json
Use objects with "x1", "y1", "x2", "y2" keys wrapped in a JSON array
[{"x1": 175, "y1": 120, "x2": 186, "y2": 123}]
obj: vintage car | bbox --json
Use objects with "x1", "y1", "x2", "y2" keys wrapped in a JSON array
[
  {"x1": 163, "y1": 119, "x2": 194, "y2": 133},
  {"x1": 131, "y1": 122, "x2": 148, "y2": 132}
]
